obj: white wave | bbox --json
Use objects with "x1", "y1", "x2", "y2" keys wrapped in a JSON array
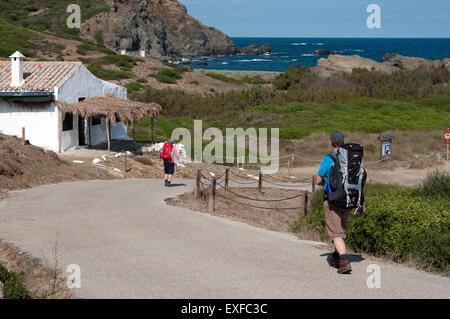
[
  {"x1": 292, "y1": 43, "x2": 307, "y2": 46},
  {"x1": 292, "y1": 59, "x2": 299, "y2": 61},
  {"x1": 353, "y1": 49, "x2": 365, "y2": 52},
  {"x1": 238, "y1": 59, "x2": 271, "y2": 62},
  {"x1": 221, "y1": 62, "x2": 229, "y2": 65},
  {"x1": 301, "y1": 53, "x2": 314, "y2": 57},
  {"x1": 314, "y1": 43, "x2": 325, "y2": 45}
]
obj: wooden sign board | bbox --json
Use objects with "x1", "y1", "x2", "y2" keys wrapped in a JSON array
[{"x1": 445, "y1": 129, "x2": 450, "y2": 145}]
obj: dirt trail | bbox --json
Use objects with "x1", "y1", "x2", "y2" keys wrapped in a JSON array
[{"x1": 285, "y1": 162, "x2": 449, "y2": 187}]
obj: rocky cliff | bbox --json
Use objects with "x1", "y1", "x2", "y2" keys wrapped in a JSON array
[{"x1": 81, "y1": 0, "x2": 238, "y2": 60}]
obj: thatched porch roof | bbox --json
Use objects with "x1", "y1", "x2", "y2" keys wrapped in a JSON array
[{"x1": 55, "y1": 94, "x2": 161, "y2": 124}]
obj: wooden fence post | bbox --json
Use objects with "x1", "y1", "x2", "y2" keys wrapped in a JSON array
[
  {"x1": 22, "y1": 127, "x2": 25, "y2": 145},
  {"x1": 301, "y1": 191, "x2": 309, "y2": 217},
  {"x1": 288, "y1": 159, "x2": 291, "y2": 176},
  {"x1": 258, "y1": 171, "x2": 263, "y2": 193},
  {"x1": 311, "y1": 175, "x2": 316, "y2": 193},
  {"x1": 225, "y1": 168, "x2": 229, "y2": 190},
  {"x1": 209, "y1": 178, "x2": 217, "y2": 213},
  {"x1": 194, "y1": 169, "x2": 201, "y2": 199}
]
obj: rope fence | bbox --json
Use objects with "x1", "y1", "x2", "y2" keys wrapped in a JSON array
[
  {"x1": 210, "y1": 150, "x2": 445, "y2": 171},
  {"x1": 194, "y1": 168, "x2": 313, "y2": 216}
]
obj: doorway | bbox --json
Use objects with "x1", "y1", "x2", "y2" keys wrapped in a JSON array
[
  {"x1": 78, "y1": 115, "x2": 87, "y2": 146},
  {"x1": 78, "y1": 97, "x2": 87, "y2": 146}
]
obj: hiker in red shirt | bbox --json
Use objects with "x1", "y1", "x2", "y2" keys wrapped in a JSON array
[{"x1": 160, "y1": 139, "x2": 179, "y2": 187}]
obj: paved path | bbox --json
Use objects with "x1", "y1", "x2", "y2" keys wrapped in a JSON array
[{"x1": 0, "y1": 179, "x2": 448, "y2": 298}]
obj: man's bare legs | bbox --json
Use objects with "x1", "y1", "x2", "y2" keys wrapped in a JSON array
[{"x1": 333, "y1": 237, "x2": 347, "y2": 255}]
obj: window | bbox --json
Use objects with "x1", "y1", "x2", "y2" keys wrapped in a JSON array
[
  {"x1": 92, "y1": 117, "x2": 101, "y2": 126},
  {"x1": 63, "y1": 113, "x2": 73, "y2": 131}
]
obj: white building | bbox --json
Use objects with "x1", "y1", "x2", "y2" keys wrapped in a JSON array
[{"x1": 0, "y1": 51, "x2": 131, "y2": 152}]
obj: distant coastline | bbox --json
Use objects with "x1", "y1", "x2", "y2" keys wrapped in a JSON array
[{"x1": 181, "y1": 37, "x2": 450, "y2": 72}]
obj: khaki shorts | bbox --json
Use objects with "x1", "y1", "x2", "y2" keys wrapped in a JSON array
[{"x1": 324, "y1": 201, "x2": 352, "y2": 240}]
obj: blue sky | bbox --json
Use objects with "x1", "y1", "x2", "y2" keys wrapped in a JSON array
[{"x1": 178, "y1": 0, "x2": 450, "y2": 37}]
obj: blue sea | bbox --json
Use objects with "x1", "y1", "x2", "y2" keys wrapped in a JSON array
[{"x1": 182, "y1": 38, "x2": 450, "y2": 72}]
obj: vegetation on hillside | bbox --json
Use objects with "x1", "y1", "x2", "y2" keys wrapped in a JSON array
[
  {"x1": 294, "y1": 170, "x2": 450, "y2": 274},
  {"x1": 133, "y1": 87, "x2": 449, "y2": 140},
  {"x1": 206, "y1": 72, "x2": 267, "y2": 85},
  {"x1": 0, "y1": 0, "x2": 109, "y2": 38},
  {"x1": 149, "y1": 64, "x2": 193, "y2": 84}
]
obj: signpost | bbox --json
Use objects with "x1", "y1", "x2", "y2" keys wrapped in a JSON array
[
  {"x1": 445, "y1": 129, "x2": 450, "y2": 161},
  {"x1": 378, "y1": 134, "x2": 394, "y2": 161}
]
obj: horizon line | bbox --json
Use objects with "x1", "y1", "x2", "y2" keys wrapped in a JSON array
[{"x1": 228, "y1": 36, "x2": 450, "y2": 39}]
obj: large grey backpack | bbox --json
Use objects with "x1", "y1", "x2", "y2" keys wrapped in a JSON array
[{"x1": 326, "y1": 143, "x2": 367, "y2": 209}]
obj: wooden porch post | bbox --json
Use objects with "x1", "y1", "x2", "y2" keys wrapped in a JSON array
[
  {"x1": 106, "y1": 117, "x2": 111, "y2": 153},
  {"x1": 131, "y1": 122, "x2": 136, "y2": 152},
  {"x1": 58, "y1": 111, "x2": 63, "y2": 153},
  {"x1": 88, "y1": 117, "x2": 92, "y2": 147}
]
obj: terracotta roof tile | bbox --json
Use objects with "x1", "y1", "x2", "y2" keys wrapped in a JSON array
[{"x1": 0, "y1": 61, "x2": 81, "y2": 91}]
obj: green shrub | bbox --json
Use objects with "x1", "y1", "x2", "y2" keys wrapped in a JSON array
[
  {"x1": 163, "y1": 62, "x2": 179, "y2": 68},
  {"x1": 206, "y1": 72, "x2": 242, "y2": 84},
  {"x1": 87, "y1": 63, "x2": 134, "y2": 81},
  {"x1": 273, "y1": 64, "x2": 310, "y2": 90},
  {"x1": 159, "y1": 69, "x2": 182, "y2": 80},
  {"x1": 0, "y1": 264, "x2": 31, "y2": 299},
  {"x1": 156, "y1": 74, "x2": 177, "y2": 84},
  {"x1": 422, "y1": 170, "x2": 450, "y2": 198},
  {"x1": 293, "y1": 184, "x2": 450, "y2": 274},
  {"x1": 414, "y1": 229, "x2": 450, "y2": 272},
  {"x1": 125, "y1": 82, "x2": 145, "y2": 94},
  {"x1": 137, "y1": 78, "x2": 148, "y2": 83},
  {"x1": 190, "y1": 81, "x2": 200, "y2": 85}
]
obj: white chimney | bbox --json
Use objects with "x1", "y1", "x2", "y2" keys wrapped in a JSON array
[{"x1": 10, "y1": 51, "x2": 25, "y2": 87}]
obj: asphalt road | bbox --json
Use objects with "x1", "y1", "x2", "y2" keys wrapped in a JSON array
[{"x1": 0, "y1": 179, "x2": 448, "y2": 298}]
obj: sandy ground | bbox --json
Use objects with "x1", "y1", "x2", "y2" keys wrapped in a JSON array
[{"x1": 167, "y1": 184, "x2": 311, "y2": 233}]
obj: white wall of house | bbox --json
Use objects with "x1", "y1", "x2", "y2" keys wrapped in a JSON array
[
  {"x1": 0, "y1": 101, "x2": 59, "y2": 151},
  {"x1": 57, "y1": 65, "x2": 129, "y2": 151},
  {"x1": 0, "y1": 65, "x2": 130, "y2": 152}
]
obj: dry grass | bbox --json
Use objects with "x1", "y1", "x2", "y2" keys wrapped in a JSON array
[
  {"x1": 281, "y1": 130, "x2": 447, "y2": 168},
  {"x1": 0, "y1": 134, "x2": 117, "y2": 197},
  {"x1": 0, "y1": 241, "x2": 72, "y2": 299}
]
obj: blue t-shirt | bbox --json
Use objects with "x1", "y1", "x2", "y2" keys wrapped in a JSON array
[{"x1": 317, "y1": 153, "x2": 336, "y2": 191}]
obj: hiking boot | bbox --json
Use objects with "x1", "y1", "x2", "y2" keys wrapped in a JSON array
[
  {"x1": 328, "y1": 251, "x2": 340, "y2": 268},
  {"x1": 164, "y1": 180, "x2": 169, "y2": 187},
  {"x1": 337, "y1": 254, "x2": 352, "y2": 274}
]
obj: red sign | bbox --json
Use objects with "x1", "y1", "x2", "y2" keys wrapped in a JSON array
[{"x1": 445, "y1": 129, "x2": 450, "y2": 145}]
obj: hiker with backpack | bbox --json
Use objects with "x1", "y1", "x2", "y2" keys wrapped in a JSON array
[
  {"x1": 160, "y1": 139, "x2": 180, "y2": 187},
  {"x1": 315, "y1": 131, "x2": 366, "y2": 274}
]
